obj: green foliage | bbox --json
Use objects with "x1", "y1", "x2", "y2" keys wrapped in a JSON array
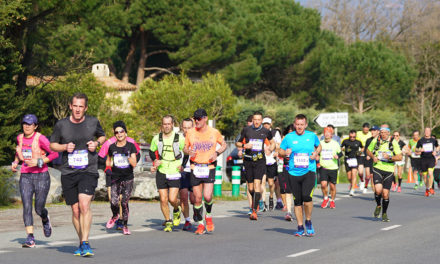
[
  {"x1": 0, "y1": 167, "x2": 14, "y2": 206},
  {"x1": 130, "y1": 73, "x2": 237, "y2": 142}
]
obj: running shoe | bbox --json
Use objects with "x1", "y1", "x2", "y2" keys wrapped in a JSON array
[
  {"x1": 305, "y1": 220, "x2": 315, "y2": 236},
  {"x1": 183, "y1": 221, "x2": 192, "y2": 231},
  {"x1": 391, "y1": 183, "x2": 396, "y2": 192},
  {"x1": 321, "y1": 198, "x2": 329, "y2": 208},
  {"x1": 414, "y1": 183, "x2": 419, "y2": 190},
  {"x1": 22, "y1": 234, "x2": 35, "y2": 248},
  {"x1": 425, "y1": 189, "x2": 430, "y2": 197},
  {"x1": 173, "y1": 206, "x2": 182, "y2": 226},
  {"x1": 195, "y1": 224, "x2": 206, "y2": 235},
  {"x1": 123, "y1": 226, "x2": 131, "y2": 235},
  {"x1": 294, "y1": 226, "x2": 305, "y2": 237},
  {"x1": 382, "y1": 213, "x2": 390, "y2": 222},
  {"x1": 397, "y1": 186, "x2": 401, "y2": 193},
  {"x1": 285, "y1": 212, "x2": 292, "y2": 221},
  {"x1": 205, "y1": 215, "x2": 214, "y2": 233},
  {"x1": 362, "y1": 188, "x2": 367, "y2": 194},
  {"x1": 269, "y1": 198, "x2": 274, "y2": 211},
  {"x1": 373, "y1": 206, "x2": 381, "y2": 218},
  {"x1": 106, "y1": 215, "x2": 119, "y2": 229},
  {"x1": 359, "y1": 181, "x2": 365, "y2": 191},
  {"x1": 116, "y1": 219, "x2": 124, "y2": 230},
  {"x1": 263, "y1": 202, "x2": 268, "y2": 212},
  {"x1": 282, "y1": 205, "x2": 287, "y2": 212},
  {"x1": 329, "y1": 200, "x2": 335, "y2": 209},
  {"x1": 349, "y1": 189, "x2": 355, "y2": 196},
  {"x1": 247, "y1": 208, "x2": 252, "y2": 215},
  {"x1": 81, "y1": 241, "x2": 94, "y2": 257},
  {"x1": 258, "y1": 200, "x2": 265, "y2": 212},
  {"x1": 42, "y1": 216, "x2": 52, "y2": 237},
  {"x1": 73, "y1": 244, "x2": 82, "y2": 256},
  {"x1": 249, "y1": 210, "x2": 258, "y2": 221},
  {"x1": 429, "y1": 188, "x2": 435, "y2": 195},
  {"x1": 164, "y1": 221, "x2": 173, "y2": 232},
  {"x1": 275, "y1": 201, "x2": 284, "y2": 209}
]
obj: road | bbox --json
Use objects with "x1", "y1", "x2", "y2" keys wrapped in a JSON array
[{"x1": 0, "y1": 183, "x2": 439, "y2": 264}]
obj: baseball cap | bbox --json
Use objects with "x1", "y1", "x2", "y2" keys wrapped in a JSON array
[
  {"x1": 262, "y1": 117, "x2": 272, "y2": 124},
  {"x1": 22, "y1": 114, "x2": 38, "y2": 125},
  {"x1": 193, "y1": 108, "x2": 208, "y2": 119},
  {"x1": 371, "y1": 125, "x2": 379, "y2": 131}
]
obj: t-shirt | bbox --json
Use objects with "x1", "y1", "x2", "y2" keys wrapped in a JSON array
[
  {"x1": 108, "y1": 141, "x2": 137, "y2": 181},
  {"x1": 409, "y1": 138, "x2": 420, "y2": 158},
  {"x1": 416, "y1": 137, "x2": 438, "y2": 159},
  {"x1": 368, "y1": 137, "x2": 402, "y2": 172},
  {"x1": 99, "y1": 136, "x2": 140, "y2": 158},
  {"x1": 237, "y1": 125, "x2": 273, "y2": 161},
  {"x1": 265, "y1": 130, "x2": 282, "y2": 165},
  {"x1": 150, "y1": 132, "x2": 185, "y2": 175},
  {"x1": 319, "y1": 139, "x2": 341, "y2": 170},
  {"x1": 356, "y1": 131, "x2": 372, "y2": 149},
  {"x1": 341, "y1": 139, "x2": 363, "y2": 158},
  {"x1": 185, "y1": 126, "x2": 224, "y2": 168},
  {"x1": 50, "y1": 115, "x2": 105, "y2": 176},
  {"x1": 280, "y1": 130, "x2": 320, "y2": 176}
]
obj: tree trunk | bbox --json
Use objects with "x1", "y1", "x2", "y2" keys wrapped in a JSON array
[
  {"x1": 136, "y1": 29, "x2": 148, "y2": 86},
  {"x1": 122, "y1": 34, "x2": 137, "y2": 83}
]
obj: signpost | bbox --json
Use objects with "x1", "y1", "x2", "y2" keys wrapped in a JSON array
[{"x1": 313, "y1": 112, "x2": 348, "y2": 128}]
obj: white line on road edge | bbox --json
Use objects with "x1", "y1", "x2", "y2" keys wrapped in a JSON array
[
  {"x1": 90, "y1": 233, "x2": 122, "y2": 240},
  {"x1": 47, "y1": 241, "x2": 73, "y2": 246},
  {"x1": 381, "y1": 225, "x2": 401, "y2": 231},
  {"x1": 287, "y1": 249, "x2": 320, "y2": 258},
  {"x1": 0, "y1": 250, "x2": 12, "y2": 254},
  {"x1": 132, "y1": 227, "x2": 155, "y2": 232}
]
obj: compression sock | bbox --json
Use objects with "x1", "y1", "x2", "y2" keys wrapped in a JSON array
[
  {"x1": 398, "y1": 178, "x2": 402, "y2": 187},
  {"x1": 365, "y1": 178, "x2": 370, "y2": 189},
  {"x1": 193, "y1": 204, "x2": 203, "y2": 223},
  {"x1": 253, "y1": 192, "x2": 261, "y2": 210},
  {"x1": 382, "y1": 199, "x2": 389, "y2": 214},
  {"x1": 375, "y1": 193, "x2": 382, "y2": 206},
  {"x1": 204, "y1": 201, "x2": 213, "y2": 215}
]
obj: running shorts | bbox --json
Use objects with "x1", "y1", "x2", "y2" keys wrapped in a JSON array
[
  {"x1": 156, "y1": 171, "x2": 181, "y2": 189},
  {"x1": 243, "y1": 159, "x2": 266, "y2": 183},
  {"x1": 288, "y1": 171, "x2": 316, "y2": 206},
  {"x1": 319, "y1": 167, "x2": 338, "y2": 184},
  {"x1": 61, "y1": 172, "x2": 98, "y2": 205},
  {"x1": 372, "y1": 168, "x2": 394, "y2": 190}
]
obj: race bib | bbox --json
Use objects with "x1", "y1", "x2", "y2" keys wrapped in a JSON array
[
  {"x1": 114, "y1": 153, "x2": 129, "y2": 169},
  {"x1": 166, "y1": 173, "x2": 182, "y2": 180},
  {"x1": 423, "y1": 143, "x2": 433, "y2": 152},
  {"x1": 193, "y1": 164, "x2": 210, "y2": 178},
  {"x1": 249, "y1": 139, "x2": 263, "y2": 152},
  {"x1": 347, "y1": 158, "x2": 358, "y2": 168},
  {"x1": 22, "y1": 149, "x2": 32, "y2": 160},
  {"x1": 68, "y1": 150, "x2": 88, "y2": 169},
  {"x1": 294, "y1": 153, "x2": 309, "y2": 168},
  {"x1": 321, "y1": 149, "x2": 333, "y2": 160}
]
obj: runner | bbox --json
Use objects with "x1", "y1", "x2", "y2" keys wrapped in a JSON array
[
  {"x1": 434, "y1": 151, "x2": 440, "y2": 190},
  {"x1": 104, "y1": 121, "x2": 137, "y2": 235},
  {"x1": 391, "y1": 131, "x2": 406, "y2": 193},
  {"x1": 278, "y1": 124, "x2": 295, "y2": 221},
  {"x1": 184, "y1": 109, "x2": 227, "y2": 234},
  {"x1": 364, "y1": 126, "x2": 380, "y2": 193},
  {"x1": 415, "y1": 127, "x2": 439, "y2": 196},
  {"x1": 319, "y1": 127, "x2": 343, "y2": 209},
  {"x1": 12, "y1": 114, "x2": 59, "y2": 248},
  {"x1": 320, "y1": 124, "x2": 341, "y2": 144},
  {"x1": 279, "y1": 114, "x2": 321, "y2": 236},
  {"x1": 150, "y1": 115, "x2": 185, "y2": 232},
  {"x1": 341, "y1": 130, "x2": 363, "y2": 196},
  {"x1": 356, "y1": 123, "x2": 372, "y2": 192},
  {"x1": 179, "y1": 118, "x2": 196, "y2": 231},
  {"x1": 236, "y1": 112, "x2": 275, "y2": 220},
  {"x1": 50, "y1": 93, "x2": 106, "y2": 256},
  {"x1": 262, "y1": 117, "x2": 282, "y2": 211},
  {"x1": 408, "y1": 131, "x2": 422, "y2": 189},
  {"x1": 366, "y1": 124, "x2": 402, "y2": 222}
]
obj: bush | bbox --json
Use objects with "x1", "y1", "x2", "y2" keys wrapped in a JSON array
[{"x1": 0, "y1": 167, "x2": 14, "y2": 206}]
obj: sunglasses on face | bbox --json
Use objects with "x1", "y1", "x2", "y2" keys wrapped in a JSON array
[
  {"x1": 194, "y1": 117, "x2": 203, "y2": 121},
  {"x1": 114, "y1": 129, "x2": 125, "y2": 135}
]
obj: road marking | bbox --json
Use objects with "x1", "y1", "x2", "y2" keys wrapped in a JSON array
[
  {"x1": 132, "y1": 228, "x2": 155, "y2": 232},
  {"x1": 215, "y1": 214, "x2": 240, "y2": 218},
  {"x1": 0, "y1": 250, "x2": 12, "y2": 254},
  {"x1": 90, "y1": 233, "x2": 121, "y2": 240},
  {"x1": 47, "y1": 241, "x2": 73, "y2": 246},
  {"x1": 287, "y1": 249, "x2": 320, "y2": 258},
  {"x1": 381, "y1": 225, "x2": 401, "y2": 231}
]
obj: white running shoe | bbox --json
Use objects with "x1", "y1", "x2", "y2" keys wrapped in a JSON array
[
  {"x1": 349, "y1": 189, "x2": 355, "y2": 196},
  {"x1": 362, "y1": 188, "x2": 367, "y2": 194},
  {"x1": 359, "y1": 181, "x2": 365, "y2": 191}
]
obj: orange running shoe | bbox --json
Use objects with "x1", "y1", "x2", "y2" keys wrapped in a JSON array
[
  {"x1": 425, "y1": 189, "x2": 430, "y2": 197},
  {"x1": 205, "y1": 216, "x2": 214, "y2": 233},
  {"x1": 195, "y1": 224, "x2": 206, "y2": 235},
  {"x1": 430, "y1": 188, "x2": 435, "y2": 195},
  {"x1": 249, "y1": 210, "x2": 258, "y2": 220}
]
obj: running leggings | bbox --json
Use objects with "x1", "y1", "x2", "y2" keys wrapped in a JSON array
[
  {"x1": 110, "y1": 179, "x2": 134, "y2": 222},
  {"x1": 19, "y1": 172, "x2": 50, "y2": 227},
  {"x1": 288, "y1": 171, "x2": 316, "y2": 206}
]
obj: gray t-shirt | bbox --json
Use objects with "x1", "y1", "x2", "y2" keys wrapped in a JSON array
[{"x1": 51, "y1": 115, "x2": 105, "y2": 176}]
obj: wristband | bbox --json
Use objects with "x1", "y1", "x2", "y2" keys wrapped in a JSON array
[{"x1": 37, "y1": 158, "x2": 44, "y2": 168}]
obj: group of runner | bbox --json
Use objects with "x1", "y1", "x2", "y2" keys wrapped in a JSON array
[{"x1": 10, "y1": 93, "x2": 440, "y2": 256}]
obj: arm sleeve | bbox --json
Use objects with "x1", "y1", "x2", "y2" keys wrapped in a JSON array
[{"x1": 39, "y1": 135, "x2": 59, "y2": 161}]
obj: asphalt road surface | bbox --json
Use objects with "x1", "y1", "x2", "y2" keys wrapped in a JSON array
[{"x1": 0, "y1": 183, "x2": 439, "y2": 264}]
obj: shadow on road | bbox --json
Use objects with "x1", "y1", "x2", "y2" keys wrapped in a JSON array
[
  {"x1": 263, "y1": 227, "x2": 293, "y2": 236},
  {"x1": 352, "y1": 216, "x2": 381, "y2": 222},
  {"x1": 46, "y1": 245, "x2": 80, "y2": 255}
]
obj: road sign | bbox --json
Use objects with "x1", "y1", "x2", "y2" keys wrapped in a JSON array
[{"x1": 314, "y1": 112, "x2": 348, "y2": 127}]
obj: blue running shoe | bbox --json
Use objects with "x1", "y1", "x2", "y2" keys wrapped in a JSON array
[
  {"x1": 294, "y1": 226, "x2": 305, "y2": 237},
  {"x1": 247, "y1": 208, "x2": 252, "y2": 215},
  {"x1": 258, "y1": 200, "x2": 265, "y2": 212},
  {"x1": 305, "y1": 220, "x2": 315, "y2": 236},
  {"x1": 73, "y1": 244, "x2": 82, "y2": 256},
  {"x1": 116, "y1": 219, "x2": 124, "y2": 230},
  {"x1": 80, "y1": 241, "x2": 94, "y2": 257}
]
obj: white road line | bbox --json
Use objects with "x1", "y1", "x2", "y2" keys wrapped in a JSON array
[
  {"x1": 132, "y1": 228, "x2": 155, "y2": 232},
  {"x1": 0, "y1": 250, "x2": 13, "y2": 254},
  {"x1": 215, "y1": 214, "x2": 240, "y2": 218},
  {"x1": 90, "y1": 233, "x2": 121, "y2": 240},
  {"x1": 47, "y1": 241, "x2": 73, "y2": 246},
  {"x1": 381, "y1": 225, "x2": 401, "y2": 231},
  {"x1": 287, "y1": 249, "x2": 320, "y2": 258}
]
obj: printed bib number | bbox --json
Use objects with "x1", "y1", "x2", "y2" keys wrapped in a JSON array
[
  {"x1": 321, "y1": 149, "x2": 333, "y2": 160},
  {"x1": 68, "y1": 150, "x2": 88, "y2": 169},
  {"x1": 22, "y1": 149, "x2": 32, "y2": 160},
  {"x1": 166, "y1": 173, "x2": 182, "y2": 180},
  {"x1": 193, "y1": 164, "x2": 210, "y2": 178},
  {"x1": 114, "y1": 154, "x2": 129, "y2": 168},
  {"x1": 249, "y1": 139, "x2": 263, "y2": 152},
  {"x1": 423, "y1": 143, "x2": 433, "y2": 152},
  {"x1": 294, "y1": 153, "x2": 309, "y2": 168},
  {"x1": 347, "y1": 158, "x2": 358, "y2": 168}
]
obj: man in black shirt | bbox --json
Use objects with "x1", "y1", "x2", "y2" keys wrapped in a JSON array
[
  {"x1": 50, "y1": 93, "x2": 106, "y2": 257},
  {"x1": 416, "y1": 127, "x2": 439, "y2": 196},
  {"x1": 341, "y1": 130, "x2": 363, "y2": 196}
]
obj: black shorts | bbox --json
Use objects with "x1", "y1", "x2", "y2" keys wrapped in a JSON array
[
  {"x1": 278, "y1": 169, "x2": 292, "y2": 194},
  {"x1": 364, "y1": 157, "x2": 374, "y2": 169},
  {"x1": 156, "y1": 171, "x2": 181, "y2": 189},
  {"x1": 411, "y1": 158, "x2": 421, "y2": 171},
  {"x1": 288, "y1": 171, "x2": 316, "y2": 206},
  {"x1": 344, "y1": 157, "x2": 359, "y2": 172},
  {"x1": 319, "y1": 167, "x2": 338, "y2": 184},
  {"x1": 266, "y1": 163, "x2": 278, "y2": 179},
  {"x1": 357, "y1": 155, "x2": 366, "y2": 166},
  {"x1": 434, "y1": 169, "x2": 440, "y2": 182},
  {"x1": 372, "y1": 168, "x2": 394, "y2": 190},
  {"x1": 61, "y1": 172, "x2": 99, "y2": 205},
  {"x1": 420, "y1": 156, "x2": 436, "y2": 173},
  {"x1": 180, "y1": 171, "x2": 192, "y2": 191},
  {"x1": 190, "y1": 168, "x2": 216, "y2": 186},
  {"x1": 244, "y1": 160, "x2": 266, "y2": 183}
]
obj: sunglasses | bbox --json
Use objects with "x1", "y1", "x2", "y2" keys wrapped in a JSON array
[
  {"x1": 114, "y1": 129, "x2": 125, "y2": 135},
  {"x1": 194, "y1": 117, "x2": 204, "y2": 121}
]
